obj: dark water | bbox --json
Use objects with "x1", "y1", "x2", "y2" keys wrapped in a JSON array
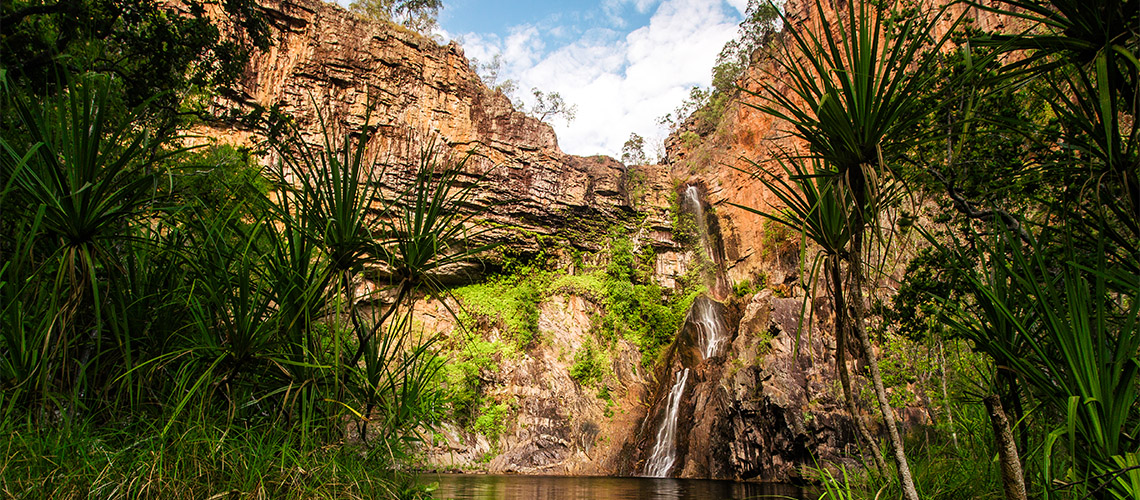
[{"x1": 421, "y1": 473, "x2": 808, "y2": 500}]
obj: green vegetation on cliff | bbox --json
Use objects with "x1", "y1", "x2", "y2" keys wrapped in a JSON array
[
  {"x1": 437, "y1": 227, "x2": 701, "y2": 451},
  {"x1": 446, "y1": 227, "x2": 701, "y2": 383}
]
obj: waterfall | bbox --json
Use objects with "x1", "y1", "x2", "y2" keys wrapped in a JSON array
[
  {"x1": 684, "y1": 185, "x2": 714, "y2": 262},
  {"x1": 637, "y1": 185, "x2": 731, "y2": 477},
  {"x1": 684, "y1": 185, "x2": 728, "y2": 300},
  {"x1": 692, "y1": 297, "x2": 727, "y2": 359},
  {"x1": 643, "y1": 368, "x2": 691, "y2": 477}
]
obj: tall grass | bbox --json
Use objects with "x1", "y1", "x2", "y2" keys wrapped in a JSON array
[
  {"x1": 0, "y1": 72, "x2": 487, "y2": 496},
  {"x1": 813, "y1": 402, "x2": 1008, "y2": 500},
  {"x1": 0, "y1": 418, "x2": 433, "y2": 500}
]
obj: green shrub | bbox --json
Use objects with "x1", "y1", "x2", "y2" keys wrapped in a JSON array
[
  {"x1": 452, "y1": 276, "x2": 543, "y2": 349},
  {"x1": 760, "y1": 217, "x2": 798, "y2": 258},
  {"x1": 472, "y1": 400, "x2": 513, "y2": 440},
  {"x1": 443, "y1": 337, "x2": 502, "y2": 423},
  {"x1": 733, "y1": 279, "x2": 755, "y2": 297},
  {"x1": 548, "y1": 271, "x2": 607, "y2": 300},
  {"x1": 666, "y1": 188, "x2": 698, "y2": 245},
  {"x1": 569, "y1": 339, "x2": 607, "y2": 387},
  {"x1": 680, "y1": 130, "x2": 701, "y2": 149}
]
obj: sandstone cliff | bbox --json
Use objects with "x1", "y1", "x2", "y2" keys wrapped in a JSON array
[
  {"x1": 646, "y1": 0, "x2": 1018, "y2": 482},
  {"x1": 195, "y1": 0, "x2": 887, "y2": 483},
  {"x1": 195, "y1": 0, "x2": 678, "y2": 269}
]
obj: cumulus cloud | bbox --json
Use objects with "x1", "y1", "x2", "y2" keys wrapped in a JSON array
[
  {"x1": 602, "y1": 0, "x2": 662, "y2": 27},
  {"x1": 449, "y1": 0, "x2": 742, "y2": 158}
]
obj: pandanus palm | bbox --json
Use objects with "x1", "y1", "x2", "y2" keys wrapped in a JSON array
[
  {"x1": 733, "y1": 156, "x2": 895, "y2": 474},
  {"x1": 948, "y1": 1, "x2": 1138, "y2": 496},
  {"x1": 931, "y1": 223, "x2": 1140, "y2": 499},
  {"x1": 973, "y1": 0, "x2": 1139, "y2": 272},
  {"x1": 269, "y1": 98, "x2": 495, "y2": 443},
  {"x1": 0, "y1": 72, "x2": 183, "y2": 414},
  {"x1": 269, "y1": 104, "x2": 388, "y2": 400},
  {"x1": 742, "y1": 0, "x2": 963, "y2": 497}
]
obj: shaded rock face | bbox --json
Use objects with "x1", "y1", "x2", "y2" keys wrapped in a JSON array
[
  {"x1": 715, "y1": 294, "x2": 857, "y2": 481},
  {"x1": 623, "y1": 287, "x2": 853, "y2": 482}
]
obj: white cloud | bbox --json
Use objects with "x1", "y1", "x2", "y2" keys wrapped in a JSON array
[
  {"x1": 449, "y1": 0, "x2": 742, "y2": 158},
  {"x1": 601, "y1": 0, "x2": 661, "y2": 27}
]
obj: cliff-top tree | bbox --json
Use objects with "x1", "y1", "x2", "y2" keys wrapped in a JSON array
[
  {"x1": 350, "y1": 0, "x2": 443, "y2": 33},
  {"x1": 529, "y1": 88, "x2": 578, "y2": 125},
  {"x1": 622, "y1": 133, "x2": 649, "y2": 166}
]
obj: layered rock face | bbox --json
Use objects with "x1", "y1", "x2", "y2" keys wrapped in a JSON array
[
  {"x1": 197, "y1": 0, "x2": 675, "y2": 477},
  {"x1": 405, "y1": 295, "x2": 654, "y2": 475},
  {"x1": 197, "y1": 0, "x2": 889, "y2": 483},
  {"x1": 197, "y1": 0, "x2": 676, "y2": 265},
  {"x1": 663, "y1": 0, "x2": 1016, "y2": 290}
]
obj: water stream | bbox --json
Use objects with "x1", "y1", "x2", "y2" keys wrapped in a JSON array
[
  {"x1": 639, "y1": 185, "x2": 732, "y2": 478},
  {"x1": 692, "y1": 297, "x2": 727, "y2": 359},
  {"x1": 642, "y1": 368, "x2": 691, "y2": 477},
  {"x1": 684, "y1": 186, "x2": 714, "y2": 264}
]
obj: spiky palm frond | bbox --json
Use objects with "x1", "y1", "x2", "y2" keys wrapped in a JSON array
[
  {"x1": 748, "y1": 0, "x2": 963, "y2": 176},
  {"x1": 733, "y1": 156, "x2": 853, "y2": 256}
]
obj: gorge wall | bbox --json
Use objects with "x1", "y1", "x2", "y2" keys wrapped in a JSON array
[
  {"x1": 194, "y1": 0, "x2": 678, "y2": 266},
  {"x1": 193, "y1": 0, "x2": 933, "y2": 483}
]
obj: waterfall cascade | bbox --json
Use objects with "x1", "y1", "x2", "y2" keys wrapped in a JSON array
[
  {"x1": 642, "y1": 368, "x2": 691, "y2": 477},
  {"x1": 640, "y1": 184, "x2": 732, "y2": 478},
  {"x1": 693, "y1": 296, "x2": 728, "y2": 359},
  {"x1": 684, "y1": 186, "x2": 714, "y2": 265}
]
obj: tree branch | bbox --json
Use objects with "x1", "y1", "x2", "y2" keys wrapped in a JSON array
[
  {"x1": 927, "y1": 166, "x2": 1031, "y2": 243},
  {"x1": 1, "y1": 2, "x2": 68, "y2": 26}
]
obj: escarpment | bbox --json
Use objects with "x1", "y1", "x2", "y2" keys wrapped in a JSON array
[
  {"x1": 195, "y1": 0, "x2": 676, "y2": 272},
  {"x1": 194, "y1": 0, "x2": 976, "y2": 483}
]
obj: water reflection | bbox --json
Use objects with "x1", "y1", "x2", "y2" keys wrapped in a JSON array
[{"x1": 422, "y1": 474, "x2": 807, "y2": 500}]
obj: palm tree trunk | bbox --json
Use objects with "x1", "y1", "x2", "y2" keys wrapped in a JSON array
[
  {"x1": 850, "y1": 214, "x2": 919, "y2": 500},
  {"x1": 938, "y1": 338, "x2": 959, "y2": 451},
  {"x1": 829, "y1": 255, "x2": 887, "y2": 475},
  {"x1": 984, "y1": 395, "x2": 1028, "y2": 500}
]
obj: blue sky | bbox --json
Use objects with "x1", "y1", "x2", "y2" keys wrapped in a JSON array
[
  {"x1": 439, "y1": 0, "x2": 656, "y2": 41},
  {"x1": 335, "y1": 0, "x2": 749, "y2": 157}
]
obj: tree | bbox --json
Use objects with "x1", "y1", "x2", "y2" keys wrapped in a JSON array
[
  {"x1": 621, "y1": 133, "x2": 648, "y2": 166},
  {"x1": 743, "y1": 1, "x2": 963, "y2": 497},
  {"x1": 529, "y1": 88, "x2": 577, "y2": 125},
  {"x1": 660, "y1": 0, "x2": 780, "y2": 133},
  {"x1": 713, "y1": 0, "x2": 780, "y2": 96},
  {"x1": 350, "y1": 0, "x2": 442, "y2": 34},
  {"x1": 470, "y1": 53, "x2": 520, "y2": 105},
  {"x1": 0, "y1": 0, "x2": 270, "y2": 132}
]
